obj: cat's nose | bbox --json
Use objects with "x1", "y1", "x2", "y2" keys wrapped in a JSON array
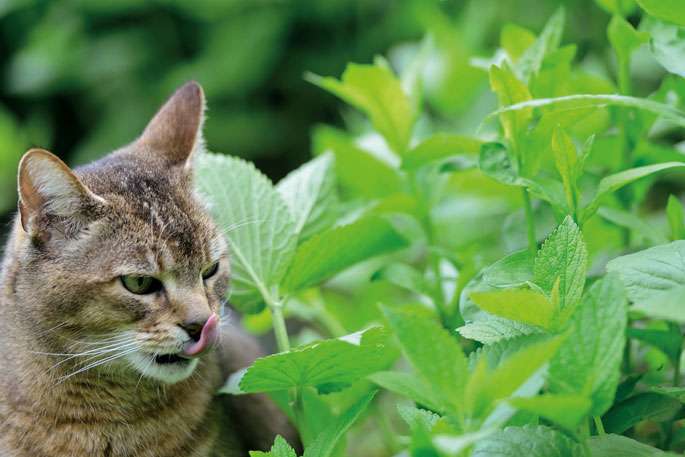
[{"x1": 180, "y1": 319, "x2": 207, "y2": 342}]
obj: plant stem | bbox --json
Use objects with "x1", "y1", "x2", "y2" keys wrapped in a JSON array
[
  {"x1": 270, "y1": 301, "x2": 291, "y2": 353},
  {"x1": 674, "y1": 353, "x2": 681, "y2": 387},
  {"x1": 593, "y1": 416, "x2": 606, "y2": 435},
  {"x1": 522, "y1": 188, "x2": 537, "y2": 258}
]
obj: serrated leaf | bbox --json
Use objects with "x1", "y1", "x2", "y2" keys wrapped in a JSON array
[
  {"x1": 607, "y1": 240, "x2": 685, "y2": 322},
  {"x1": 383, "y1": 306, "x2": 468, "y2": 414},
  {"x1": 584, "y1": 162, "x2": 685, "y2": 220},
  {"x1": 457, "y1": 318, "x2": 540, "y2": 345},
  {"x1": 368, "y1": 371, "x2": 442, "y2": 413},
  {"x1": 471, "y1": 425, "x2": 583, "y2": 457},
  {"x1": 283, "y1": 215, "x2": 408, "y2": 292},
  {"x1": 302, "y1": 390, "x2": 376, "y2": 457},
  {"x1": 534, "y1": 216, "x2": 587, "y2": 313},
  {"x1": 549, "y1": 275, "x2": 627, "y2": 416},
  {"x1": 276, "y1": 152, "x2": 338, "y2": 241},
  {"x1": 470, "y1": 288, "x2": 555, "y2": 329},
  {"x1": 516, "y1": 7, "x2": 565, "y2": 83},
  {"x1": 466, "y1": 335, "x2": 563, "y2": 419},
  {"x1": 250, "y1": 436, "x2": 298, "y2": 457},
  {"x1": 397, "y1": 404, "x2": 439, "y2": 433},
  {"x1": 603, "y1": 392, "x2": 681, "y2": 434},
  {"x1": 237, "y1": 327, "x2": 389, "y2": 393},
  {"x1": 635, "y1": 0, "x2": 685, "y2": 27},
  {"x1": 307, "y1": 64, "x2": 415, "y2": 154},
  {"x1": 667, "y1": 195, "x2": 685, "y2": 240},
  {"x1": 509, "y1": 394, "x2": 591, "y2": 430},
  {"x1": 195, "y1": 153, "x2": 297, "y2": 313},
  {"x1": 479, "y1": 142, "x2": 521, "y2": 185},
  {"x1": 589, "y1": 434, "x2": 680, "y2": 457},
  {"x1": 402, "y1": 133, "x2": 482, "y2": 170}
]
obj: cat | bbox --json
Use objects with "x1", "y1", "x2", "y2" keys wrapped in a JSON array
[{"x1": 0, "y1": 82, "x2": 300, "y2": 456}]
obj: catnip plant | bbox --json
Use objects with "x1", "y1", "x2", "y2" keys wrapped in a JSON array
[{"x1": 197, "y1": 2, "x2": 685, "y2": 455}]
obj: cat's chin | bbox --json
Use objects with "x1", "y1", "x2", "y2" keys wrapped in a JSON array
[{"x1": 125, "y1": 351, "x2": 199, "y2": 384}]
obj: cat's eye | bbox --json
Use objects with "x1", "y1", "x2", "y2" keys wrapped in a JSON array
[
  {"x1": 120, "y1": 275, "x2": 162, "y2": 295},
  {"x1": 202, "y1": 262, "x2": 220, "y2": 280}
]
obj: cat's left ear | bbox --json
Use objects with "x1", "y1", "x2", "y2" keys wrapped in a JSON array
[{"x1": 137, "y1": 81, "x2": 205, "y2": 167}]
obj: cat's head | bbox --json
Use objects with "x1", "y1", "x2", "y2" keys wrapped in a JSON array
[{"x1": 13, "y1": 82, "x2": 229, "y2": 384}]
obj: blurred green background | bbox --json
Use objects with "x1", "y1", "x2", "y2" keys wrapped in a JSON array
[{"x1": 0, "y1": 0, "x2": 652, "y2": 236}]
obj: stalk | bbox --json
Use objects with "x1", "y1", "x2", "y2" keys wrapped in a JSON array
[
  {"x1": 522, "y1": 188, "x2": 537, "y2": 258},
  {"x1": 593, "y1": 416, "x2": 606, "y2": 435}
]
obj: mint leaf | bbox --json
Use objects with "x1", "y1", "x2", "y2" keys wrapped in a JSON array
[
  {"x1": 551, "y1": 127, "x2": 579, "y2": 215},
  {"x1": 195, "y1": 153, "x2": 297, "y2": 313},
  {"x1": 607, "y1": 240, "x2": 685, "y2": 322},
  {"x1": 458, "y1": 318, "x2": 540, "y2": 344},
  {"x1": 368, "y1": 371, "x2": 441, "y2": 413},
  {"x1": 667, "y1": 195, "x2": 685, "y2": 240},
  {"x1": 549, "y1": 274, "x2": 627, "y2": 416},
  {"x1": 402, "y1": 133, "x2": 482, "y2": 170},
  {"x1": 508, "y1": 394, "x2": 591, "y2": 430},
  {"x1": 489, "y1": 63, "x2": 533, "y2": 150},
  {"x1": 383, "y1": 306, "x2": 468, "y2": 414},
  {"x1": 471, "y1": 425, "x2": 583, "y2": 457},
  {"x1": 250, "y1": 436, "x2": 298, "y2": 457},
  {"x1": 307, "y1": 64, "x2": 415, "y2": 154},
  {"x1": 469, "y1": 288, "x2": 555, "y2": 330},
  {"x1": 371, "y1": 262, "x2": 433, "y2": 297},
  {"x1": 302, "y1": 391, "x2": 376, "y2": 457},
  {"x1": 635, "y1": 0, "x2": 685, "y2": 27},
  {"x1": 517, "y1": 7, "x2": 565, "y2": 83},
  {"x1": 644, "y1": 18, "x2": 685, "y2": 78},
  {"x1": 534, "y1": 216, "x2": 587, "y2": 314},
  {"x1": 603, "y1": 392, "x2": 681, "y2": 434},
  {"x1": 237, "y1": 327, "x2": 389, "y2": 393},
  {"x1": 276, "y1": 152, "x2": 338, "y2": 242},
  {"x1": 589, "y1": 434, "x2": 681, "y2": 457},
  {"x1": 283, "y1": 215, "x2": 408, "y2": 292},
  {"x1": 501, "y1": 24, "x2": 536, "y2": 62},
  {"x1": 608, "y1": 15, "x2": 649, "y2": 68}
]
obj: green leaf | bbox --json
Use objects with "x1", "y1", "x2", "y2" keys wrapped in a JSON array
[
  {"x1": 466, "y1": 335, "x2": 563, "y2": 419},
  {"x1": 508, "y1": 394, "x2": 591, "y2": 430},
  {"x1": 397, "y1": 404, "x2": 439, "y2": 433},
  {"x1": 549, "y1": 275, "x2": 627, "y2": 416},
  {"x1": 471, "y1": 425, "x2": 583, "y2": 457},
  {"x1": 479, "y1": 142, "x2": 521, "y2": 185},
  {"x1": 667, "y1": 195, "x2": 685, "y2": 240},
  {"x1": 402, "y1": 133, "x2": 482, "y2": 170},
  {"x1": 603, "y1": 392, "x2": 681, "y2": 434},
  {"x1": 489, "y1": 63, "x2": 533, "y2": 149},
  {"x1": 598, "y1": 206, "x2": 669, "y2": 245},
  {"x1": 608, "y1": 15, "x2": 649, "y2": 66},
  {"x1": 607, "y1": 240, "x2": 685, "y2": 322},
  {"x1": 469, "y1": 288, "x2": 556, "y2": 329},
  {"x1": 312, "y1": 126, "x2": 402, "y2": 199},
  {"x1": 276, "y1": 152, "x2": 338, "y2": 241},
  {"x1": 516, "y1": 7, "x2": 565, "y2": 83},
  {"x1": 589, "y1": 434, "x2": 680, "y2": 457},
  {"x1": 635, "y1": 0, "x2": 685, "y2": 27},
  {"x1": 195, "y1": 153, "x2": 297, "y2": 313},
  {"x1": 500, "y1": 24, "x2": 536, "y2": 62},
  {"x1": 458, "y1": 318, "x2": 540, "y2": 345},
  {"x1": 237, "y1": 327, "x2": 389, "y2": 393},
  {"x1": 652, "y1": 386, "x2": 685, "y2": 403},
  {"x1": 250, "y1": 436, "x2": 298, "y2": 457},
  {"x1": 368, "y1": 371, "x2": 442, "y2": 413},
  {"x1": 283, "y1": 215, "x2": 409, "y2": 292},
  {"x1": 628, "y1": 326, "x2": 682, "y2": 363},
  {"x1": 551, "y1": 127, "x2": 579, "y2": 214},
  {"x1": 307, "y1": 64, "x2": 415, "y2": 154},
  {"x1": 534, "y1": 216, "x2": 588, "y2": 314},
  {"x1": 383, "y1": 306, "x2": 469, "y2": 414},
  {"x1": 584, "y1": 162, "x2": 685, "y2": 220},
  {"x1": 302, "y1": 390, "x2": 376, "y2": 457},
  {"x1": 371, "y1": 263, "x2": 433, "y2": 297},
  {"x1": 644, "y1": 18, "x2": 685, "y2": 78},
  {"x1": 594, "y1": 0, "x2": 637, "y2": 17}
]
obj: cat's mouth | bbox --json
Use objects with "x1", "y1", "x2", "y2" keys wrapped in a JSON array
[{"x1": 154, "y1": 353, "x2": 189, "y2": 365}]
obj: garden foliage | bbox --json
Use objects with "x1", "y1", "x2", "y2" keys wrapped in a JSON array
[{"x1": 197, "y1": 2, "x2": 685, "y2": 455}]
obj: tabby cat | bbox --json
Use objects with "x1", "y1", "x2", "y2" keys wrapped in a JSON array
[{"x1": 0, "y1": 82, "x2": 299, "y2": 456}]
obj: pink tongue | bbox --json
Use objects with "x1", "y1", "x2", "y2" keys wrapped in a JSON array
[{"x1": 181, "y1": 313, "x2": 219, "y2": 358}]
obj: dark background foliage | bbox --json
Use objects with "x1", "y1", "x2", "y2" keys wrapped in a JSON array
[{"x1": 0, "y1": 0, "x2": 624, "y2": 231}]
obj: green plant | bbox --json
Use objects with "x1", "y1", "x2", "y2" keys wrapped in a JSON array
[{"x1": 197, "y1": 2, "x2": 685, "y2": 455}]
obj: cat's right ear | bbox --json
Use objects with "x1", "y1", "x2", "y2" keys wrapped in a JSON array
[{"x1": 18, "y1": 148, "x2": 107, "y2": 238}]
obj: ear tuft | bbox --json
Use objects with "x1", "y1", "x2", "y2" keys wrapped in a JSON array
[
  {"x1": 18, "y1": 148, "x2": 105, "y2": 235},
  {"x1": 137, "y1": 81, "x2": 205, "y2": 166}
]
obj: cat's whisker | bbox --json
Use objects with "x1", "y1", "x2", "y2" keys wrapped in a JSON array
[
  {"x1": 136, "y1": 351, "x2": 158, "y2": 389},
  {"x1": 33, "y1": 337, "x2": 136, "y2": 358},
  {"x1": 56, "y1": 347, "x2": 139, "y2": 385},
  {"x1": 219, "y1": 217, "x2": 261, "y2": 234},
  {"x1": 42, "y1": 341, "x2": 140, "y2": 371}
]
